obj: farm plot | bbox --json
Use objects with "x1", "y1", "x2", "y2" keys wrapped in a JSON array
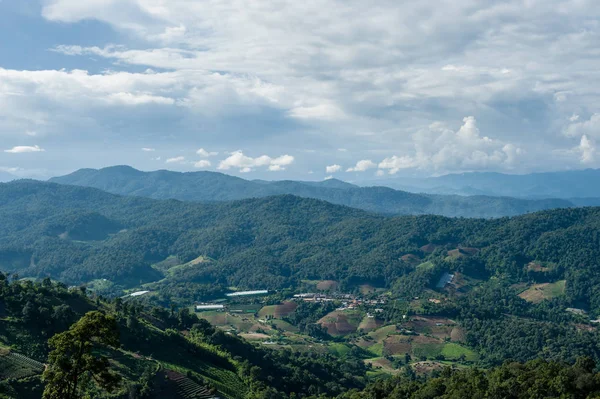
[
  {"x1": 318, "y1": 310, "x2": 363, "y2": 336},
  {"x1": 518, "y1": 280, "x2": 566, "y2": 303},
  {"x1": 0, "y1": 351, "x2": 44, "y2": 380},
  {"x1": 258, "y1": 302, "x2": 297, "y2": 318}
]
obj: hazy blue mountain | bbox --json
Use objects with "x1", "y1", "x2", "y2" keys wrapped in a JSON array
[
  {"x1": 0, "y1": 171, "x2": 16, "y2": 183},
  {"x1": 49, "y1": 166, "x2": 574, "y2": 218},
  {"x1": 367, "y1": 169, "x2": 600, "y2": 199}
]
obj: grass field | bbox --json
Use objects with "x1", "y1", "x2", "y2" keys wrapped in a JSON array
[
  {"x1": 270, "y1": 319, "x2": 300, "y2": 333},
  {"x1": 257, "y1": 302, "x2": 297, "y2": 318},
  {"x1": 416, "y1": 261, "x2": 435, "y2": 270},
  {"x1": 364, "y1": 357, "x2": 399, "y2": 373},
  {"x1": 518, "y1": 280, "x2": 566, "y2": 303},
  {"x1": 440, "y1": 343, "x2": 478, "y2": 361}
]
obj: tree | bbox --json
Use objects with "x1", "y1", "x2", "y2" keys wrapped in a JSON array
[{"x1": 42, "y1": 311, "x2": 121, "y2": 399}]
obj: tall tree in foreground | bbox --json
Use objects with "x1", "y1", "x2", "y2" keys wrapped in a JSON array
[{"x1": 42, "y1": 311, "x2": 121, "y2": 399}]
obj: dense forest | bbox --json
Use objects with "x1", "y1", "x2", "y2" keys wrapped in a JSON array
[
  {"x1": 49, "y1": 166, "x2": 575, "y2": 218},
  {"x1": 3, "y1": 180, "x2": 600, "y2": 314}
]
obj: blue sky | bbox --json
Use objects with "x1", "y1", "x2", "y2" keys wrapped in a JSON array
[{"x1": 1, "y1": 0, "x2": 599, "y2": 181}]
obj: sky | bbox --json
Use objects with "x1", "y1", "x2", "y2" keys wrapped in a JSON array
[{"x1": 1, "y1": 0, "x2": 600, "y2": 181}]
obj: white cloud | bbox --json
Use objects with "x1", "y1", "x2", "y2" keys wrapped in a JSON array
[
  {"x1": 378, "y1": 116, "x2": 523, "y2": 174},
  {"x1": 165, "y1": 156, "x2": 185, "y2": 164},
  {"x1": 378, "y1": 156, "x2": 417, "y2": 174},
  {"x1": 196, "y1": 148, "x2": 218, "y2": 157},
  {"x1": 193, "y1": 160, "x2": 211, "y2": 168},
  {"x1": 0, "y1": 0, "x2": 598, "y2": 175},
  {"x1": 564, "y1": 114, "x2": 600, "y2": 139},
  {"x1": 218, "y1": 151, "x2": 294, "y2": 172},
  {"x1": 347, "y1": 160, "x2": 376, "y2": 172},
  {"x1": 0, "y1": 167, "x2": 21, "y2": 173},
  {"x1": 288, "y1": 104, "x2": 345, "y2": 121},
  {"x1": 4, "y1": 145, "x2": 45, "y2": 153},
  {"x1": 375, "y1": 170, "x2": 385, "y2": 177},
  {"x1": 142, "y1": 147, "x2": 155, "y2": 152},
  {"x1": 325, "y1": 164, "x2": 342, "y2": 173},
  {"x1": 579, "y1": 135, "x2": 596, "y2": 164}
]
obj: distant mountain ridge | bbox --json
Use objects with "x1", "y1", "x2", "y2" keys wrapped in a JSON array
[
  {"x1": 49, "y1": 165, "x2": 575, "y2": 218},
  {"x1": 371, "y1": 169, "x2": 600, "y2": 199},
  {"x1": 0, "y1": 171, "x2": 17, "y2": 183}
]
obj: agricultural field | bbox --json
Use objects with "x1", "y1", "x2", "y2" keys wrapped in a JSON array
[
  {"x1": 318, "y1": 310, "x2": 364, "y2": 336},
  {"x1": 358, "y1": 315, "x2": 384, "y2": 333},
  {"x1": 257, "y1": 302, "x2": 297, "y2": 318},
  {"x1": 518, "y1": 280, "x2": 566, "y2": 303},
  {"x1": 353, "y1": 317, "x2": 478, "y2": 363},
  {"x1": 0, "y1": 350, "x2": 44, "y2": 380}
]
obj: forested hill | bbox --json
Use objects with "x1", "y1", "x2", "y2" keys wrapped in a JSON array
[
  {"x1": 3, "y1": 180, "x2": 600, "y2": 315},
  {"x1": 49, "y1": 166, "x2": 574, "y2": 218}
]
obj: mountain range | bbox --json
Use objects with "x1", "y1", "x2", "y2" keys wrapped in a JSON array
[
  {"x1": 370, "y1": 169, "x2": 600, "y2": 199},
  {"x1": 49, "y1": 166, "x2": 580, "y2": 218}
]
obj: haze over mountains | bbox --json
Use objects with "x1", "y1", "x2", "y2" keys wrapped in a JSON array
[
  {"x1": 49, "y1": 166, "x2": 581, "y2": 218},
  {"x1": 0, "y1": 170, "x2": 17, "y2": 183},
  {"x1": 372, "y1": 169, "x2": 600, "y2": 199}
]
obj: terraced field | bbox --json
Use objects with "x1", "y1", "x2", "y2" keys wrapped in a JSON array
[
  {"x1": 0, "y1": 351, "x2": 44, "y2": 380},
  {"x1": 164, "y1": 369, "x2": 219, "y2": 399}
]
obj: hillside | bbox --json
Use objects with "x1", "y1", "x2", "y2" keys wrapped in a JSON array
[
  {"x1": 4, "y1": 182, "x2": 600, "y2": 397},
  {"x1": 3, "y1": 180, "x2": 600, "y2": 314},
  {"x1": 372, "y1": 168, "x2": 600, "y2": 199},
  {"x1": 0, "y1": 274, "x2": 366, "y2": 398},
  {"x1": 49, "y1": 166, "x2": 574, "y2": 218}
]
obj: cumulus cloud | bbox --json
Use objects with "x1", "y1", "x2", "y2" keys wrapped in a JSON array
[
  {"x1": 4, "y1": 145, "x2": 45, "y2": 153},
  {"x1": 378, "y1": 117, "x2": 523, "y2": 174},
  {"x1": 196, "y1": 148, "x2": 218, "y2": 157},
  {"x1": 579, "y1": 135, "x2": 596, "y2": 164},
  {"x1": 347, "y1": 160, "x2": 376, "y2": 172},
  {"x1": 564, "y1": 113, "x2": 600, "y2": 138},
  {"x1": 1, "y1": 1, "x2": 599, "y2": 175},
  {"x1": 218, "y1": 151, "x2": 294, "y2": 172},
  {"x1": 165, "y1": 156, "x2": 185, "y2": 164},
  {"x1": 194, "y1": 160, "x2": 211, "y2": 168},
  {"x1": 325, "y1": 164, "x2": 342, "y2": 173},
  {"x1": 142, "y1": 147, "x2": 155, "y2": 152}
]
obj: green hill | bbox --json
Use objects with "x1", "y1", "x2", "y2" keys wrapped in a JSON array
[
  {"x1": 0, "y1": 274, "x2": 366, "y2": 398},
  {"x1": 3, "y1": 180, "x2": 600, "y2": 314},
  {"x1": 49, "y1": 166, "x2": 575, "y2": 218}
]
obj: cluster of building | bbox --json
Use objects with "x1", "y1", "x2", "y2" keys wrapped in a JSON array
[{"x1": 292, "y1": 292, "x2": 386, "y2": 310}]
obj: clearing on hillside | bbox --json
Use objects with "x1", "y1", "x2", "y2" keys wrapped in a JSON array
[
  {"x1": 401, "y1": 254, "x2": 421, "y2": 265},
  {"x1": 258, "y1": 302, "x2": 298, "y2": 318},
  {"x1": 518, "y1": 280, "x2": 566, "y2": 303},
  {"x1": 316, "y1": 280, "x2": 339, "y2": 291},
  {"x1": 420, "y1": 244, "x2": 438, "y2": 253},
  {"x1": 318, "y1": 310, "x2": 363, "y2": 336},
  {"x1": 364, "y1": 357, "x2": 399, "y2": 374},
  {"x1": 358, "y1": 315, "x2": 384, "y2": 333}
]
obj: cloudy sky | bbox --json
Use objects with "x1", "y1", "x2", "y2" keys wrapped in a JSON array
[{"x1": 1, "y1": 0, "x2": 600, "y2": 181}]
